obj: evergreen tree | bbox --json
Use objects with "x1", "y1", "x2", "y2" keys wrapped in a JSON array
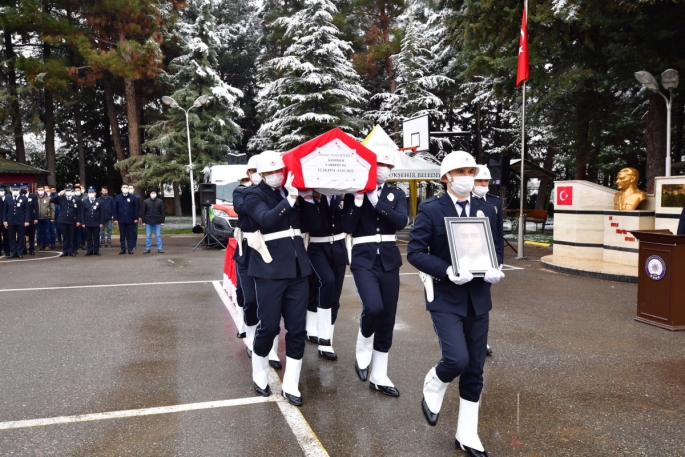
[
  {"x1": 125, "y1": 0, "x2": 244, "y2": 190},
  {"x1": 250, "y1": 0, "x2": 369, "y2": 151}
]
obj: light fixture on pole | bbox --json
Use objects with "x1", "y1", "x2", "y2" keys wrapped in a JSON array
[
  {"x1": 635, "y1": 69, "x2": 679, "y2": 177},
  {"x1": 161, "y1": 94, "x2": 210, "y2": 228}
]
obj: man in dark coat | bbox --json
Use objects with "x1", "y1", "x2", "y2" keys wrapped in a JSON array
[
  {"x1": 0, "y1": 185, "x2": 10, "y2": 257},
  {"x1": 141, "y1": 188, "x2": 165, "y2": 253},
  {"x1": 50, "y1": 185, "x2": 82, "y2": 257},
  {"x1": 2, "y1": 184, "x2": 30, "y2": 258},
  {"x1": 113, "y1": 183, "x2": 139, "y2": 255},
  {"x1": 407, "y1": 150, "x2": 504, "y2": 457},
  {"x1": 80, "y1": 186, "x2": 105, "y2": 256},
  {"x1": 98, "y1": 187, "x2": 114, "y2": 247}
]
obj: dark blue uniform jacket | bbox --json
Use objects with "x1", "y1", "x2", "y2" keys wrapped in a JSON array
[
  {"x1": 233, "y1": 185, "x2": 261, "y2": 267},
  {"x1": 2, "y1": 194, "x2": 30, "y2": 225},
  {"x1": 98, "y1": 195, "x2": 114, "y2": 220},
  {"x1": 243, "y1": 181, "x2": 319, "y2": 279},
  {"x1": 340, "y1": 184, "x2": 407, "y2": 271},
  {"x1": 473, "y1": 192, "x2": 504, "y2": 265},
  {"x1": 50, "y1": 194, "x2": 81, "y2": 224},
  {"x1": 305, "y1": 195, "x2": 348, "y2": 266},
  {"x1": 407, "y1": 193, "x2": 500, "y2": 316},
  {"x1": 113, "y1": 194, "x2": 139, "y2": 224},
  {"x1": 81, "y1": 198, "x2": 106, "y2": 227}
]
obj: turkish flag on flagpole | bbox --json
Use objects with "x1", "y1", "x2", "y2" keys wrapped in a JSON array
[{"x1": 516, "y1": 5, "x2": 529, "y2": 88}]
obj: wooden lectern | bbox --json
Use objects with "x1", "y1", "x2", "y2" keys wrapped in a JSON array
[{"x1": 630, "y1": 230, "x2": 685, "y2": 331}]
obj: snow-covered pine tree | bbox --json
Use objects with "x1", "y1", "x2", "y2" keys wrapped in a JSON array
[
  {"x1": 249, "y1": 0, "x2": 369, "y2": 152},
  {"x1": 366, "y1": 0, "x2": 453, "y2": 138},
  {"x1": 127, "y1": 0, "x2": 244, "y2": 189}
]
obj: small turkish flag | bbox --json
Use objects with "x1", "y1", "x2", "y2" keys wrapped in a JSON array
[
  {"x1": 557, "y1": 186, "x2": 573, "y2": 206},
  {"x1": 516, "y1": 7, "x2": 530, "y2": 88}
]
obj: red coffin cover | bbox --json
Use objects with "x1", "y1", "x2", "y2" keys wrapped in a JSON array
[{"x1": 282, "y1": 128, "x2": 377, "y2": 193}]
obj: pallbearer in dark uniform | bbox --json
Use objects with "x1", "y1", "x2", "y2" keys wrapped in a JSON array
[
  {"x1": 0, "y1": 186, "x2": 10, "y2": 257},
  {"x1": 472, "y1": 164, "x2": 504, "y2": 356},
  {"x1": 233, "y1": 154, "x2": 282, "y2": 369},
  {"x1": 407, "y1": 151, "x2": 504, "y2": 457},
  {"x1": 2, "y1": 184, "x2": 30, "y2": 258},
  {"x1": 51, "y1": 185, "x2": 82, "y2": 257},
  {"x1": 341, "y1": 150, "x2": 407, "y2": 397},
  {"x1": 21, "y1": 184, "x2": 39, "y2": 255},
  {"x1": 678, "y1": 204, "x2": 685, "y2": 235},
  {"x1": 243, "y1": 151, "x2": 318, "y2": 406},
  {"x1": 305, "y1": 192, "x2": 348, "y2": 360},
  {"x1": 80, "y1": 187, "x2": 105, "y2": 256},
  {"x1": 113, "y1": 184, "x2": 139, "y2": 255}
]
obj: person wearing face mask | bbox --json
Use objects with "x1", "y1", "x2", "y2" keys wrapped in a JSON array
[
  {"x1": 2, "y1": 184, "x2": 31, "y2": 258},
  {"x1": 113, "y1": 184, "x2": 139, "y2": 255},
  {"x1": 407, "y1": 151, "x2": 504, "y2": 457},
  {"x1": 79, "y1": 187, "x2": 105, "y2": 256},
  {"x1": 0, "y1": 186, "x2": 10, "y2": 257},
  {"x1": 141, "y1": 188, "x2": 165, "y2": 254},
  {"x1": 73, "y1": 185, "x2": 86, "y2": 251},
  {"x1": 35, "y1": 186, "x2": 56, "y2": 251},
  {"x1": 48, "y1": 186, "x2": 58, "y2": 249},
  {"x1": 51, "y1": 185, "x2": 82, "y2": 257},
  {"x1": 340, "y1": 150, "x2": 407, "y2": 398},
  {"x1": 242, "y1": 151, "x2": 320, "y2": 406},
  {"x1": 19, "y1": 184, "x2": 39, "y2": 255},
  {"x1": 98, "y1": 187, "x2": 114, "y2": 247},
  {"x1": 232, "y1": 154, "x2": 281, "y2": 369}
]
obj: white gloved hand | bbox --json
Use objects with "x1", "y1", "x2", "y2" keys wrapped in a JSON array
[
  {"x1": 284, "y1": 172, "x2": 297, "y2": 197},
  {"x1": 354, "y1": 192, "x2": 364, "y2": 207},
  {"x1": 484, "y1": 267, "x2": 503, "y2": 284},
  {"x1": 366, "y1": 189, "x2": 379, "y2": 207},
  {"x1": 447, "y1": 266, "x2": 473, "y2": 285}
]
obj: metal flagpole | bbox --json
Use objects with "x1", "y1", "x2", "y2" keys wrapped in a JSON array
[{"x1": 516, "y1": 2, "x2": 527, "y2": 260}]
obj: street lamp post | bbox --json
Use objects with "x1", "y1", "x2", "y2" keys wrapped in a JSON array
[
  {"x1": 161, "y1": 94, "x2": 209, "y2": 228},
  {"x1": 635, "y1": 69, "x2": 680, "y2": 177}
]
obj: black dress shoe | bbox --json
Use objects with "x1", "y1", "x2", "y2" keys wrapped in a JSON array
[
  {"x1": 69, "y1": 252, "x2": 76, "y2": 256},
  {"x1": 306, "y1": 335, "x2": 319, "y2": 344},
  {"x1": 157, "y1": 250, "x2": 164, "y2": 253},
  {"x1": 59, "y1": 253, "x2": 68, "y2": 257},
  {"x1": 369, "y1": 382, "x2": 400, "y2": 397},
  {"x1": 486, "y1": 345, "x2": 493, "y2": 356},
  {"x1": 143, "y1": 250, "x2": 151, "y2": 254},
  {"x1": 355, "y1": 361, "x2": 369, "y2": 381},
  {"x1": 421, "y1": 397, "x2": 439, "y2": 426},
  {"x1": 253, "y1": 383, "x2": 271, "y2": 397},
  {"x1": 282, "y1": 390, "x2": 302, "y2": 406},
  {"x1": 128, "y1": 250, "x2": 134, "y2": 255},
  {"x1": 119, "y1": 250, "x2": 126, "y2": 255},
  {"x1": 246, "y1": 347, "x2": 252, "y2": 358},
  {"x1": 237, "y1": 332, "x2": 246, "y2": 339},
  {"x1": 455, "y1": 439, "x2": 488, "y2": 457},
  {"x1": 29, "y1": 251, "x2": 35, "y2": 255},
  {"x1": 318, "y1": 350, "x2": 338, "y2": 361},
  {"x1": 95, "y1": 252, "x2": 101, "y2": 256},
  {"x1": 85, "y1": 252, "x2": 92, "y2": 256},
  {"x1": 17, "y1": 254, "x2": 23, "y2": 258},
  {"x1": 269, "y1": 360, "x2": 282, "y2": 370}
]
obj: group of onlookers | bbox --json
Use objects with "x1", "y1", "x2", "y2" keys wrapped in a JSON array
[{"x1": 1, "y1": 183, "x2": 166, "y2": 258}]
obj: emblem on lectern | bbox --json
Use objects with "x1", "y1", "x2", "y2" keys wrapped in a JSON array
[{"x1": 645, "y1": 255, "x2": 666, "y2": 280}]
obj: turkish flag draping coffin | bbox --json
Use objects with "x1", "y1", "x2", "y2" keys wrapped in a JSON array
[{"x1": 282, "y1": 128, "x2": 377, "y2": 195}]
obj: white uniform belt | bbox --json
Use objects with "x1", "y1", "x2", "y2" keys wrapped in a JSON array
[
  {"x1": 352, "y1": 234, "x2": 397, "y2": 245},
  {"x1": 309, "y1": 233, "x2": 346, "y2": 244},
  {"x1": 262, "y1": 228, "x2": 303, "y2": 242}
]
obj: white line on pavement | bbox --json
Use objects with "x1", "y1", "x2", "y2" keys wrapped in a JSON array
[
  {"x1": 502, "y1": 264, "x2": 525, "y2": 270},
  {"x1": 211, "y1": 281, "x2": 329, "y2": 457},
  {"x1": 0, "y1": 251, "x2": 62, "y2": 263},
  {"x1": 0, "y1": 280, "x2": 217, "y2": 293},
  {"x1": 0, "y1": 397, "x2": 275, "y2": 431}
]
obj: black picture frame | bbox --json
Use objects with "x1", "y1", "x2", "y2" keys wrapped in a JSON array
[{"x1": 444, "y1": 217, "x2": 498, "y2": 277}]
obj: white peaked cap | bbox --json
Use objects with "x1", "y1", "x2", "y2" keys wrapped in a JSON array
[
  {"x1": 475, "y1": 164, "x2": 492, "y2": 180},
  {"x1": 247, "y1": 155, "x2": 259, "y2": 170},
  {"x1": 256, "y1": 151, "x2": 285, "y2": 174},
  {"x1": 440, "y1": 150, "x2": 477, "y2": 178},
  {"x1": 362, "y1": 125, "x2": 396, "y2": 168}
]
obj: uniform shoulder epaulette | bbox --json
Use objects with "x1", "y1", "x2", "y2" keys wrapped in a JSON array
[
  {"x1": 487, "y1": 193, "x2": 501, "y2": 202},
  {"x1": 422, "y1": 196, "x2": 439, "y2": 205}
]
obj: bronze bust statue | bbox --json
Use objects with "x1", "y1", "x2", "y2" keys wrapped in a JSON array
[{"x1": 614, "y1": 167, "x2": 647, "y2": 210}]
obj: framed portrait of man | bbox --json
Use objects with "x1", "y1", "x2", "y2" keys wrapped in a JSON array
[{"x1": 444, "y1": 217, "x2": 498, "y2": 277}]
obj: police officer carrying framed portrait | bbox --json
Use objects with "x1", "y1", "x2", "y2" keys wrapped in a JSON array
[{"x1": 407, "y1": 151, "x2": 505, "y2": 457}]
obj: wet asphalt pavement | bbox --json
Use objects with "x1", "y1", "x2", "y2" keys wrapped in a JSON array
[{"x1": 0, "y1": 233, "x2": 683, "y2": 456}]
